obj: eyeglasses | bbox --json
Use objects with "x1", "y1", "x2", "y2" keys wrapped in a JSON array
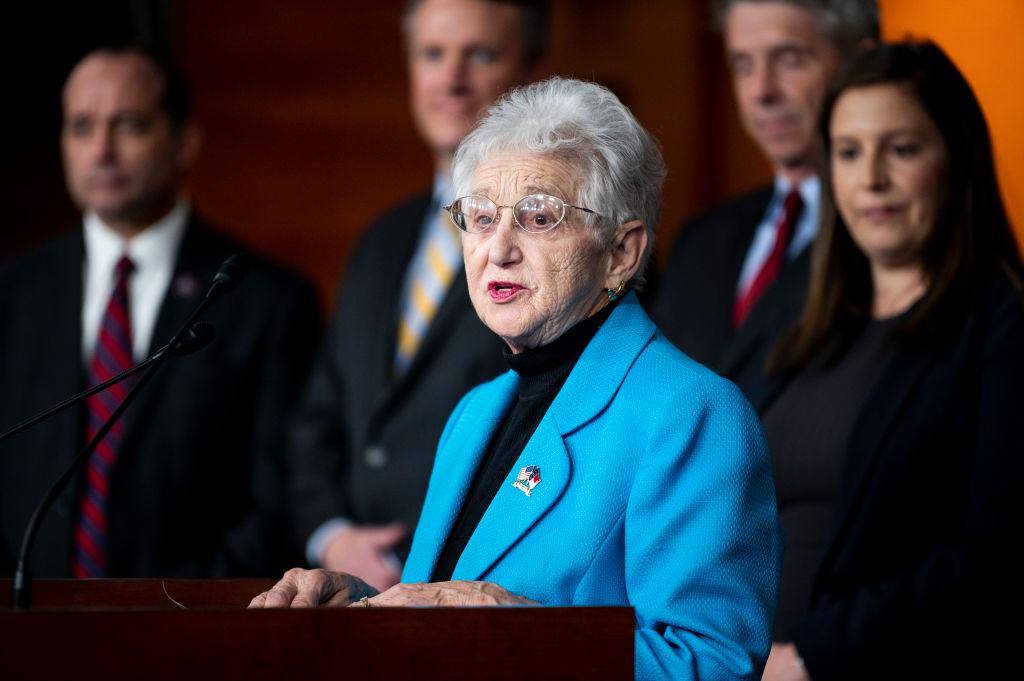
[{"x1": 444, "y1": 194, "x2": 601, "y2": 234}]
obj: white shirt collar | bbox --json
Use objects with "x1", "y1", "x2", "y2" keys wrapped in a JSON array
[
  {"x1": 433, "y1": 172, "x2": 454, "y2": 207},
  {"x1": 773, "y1": 174, "x2": 820, "y2": 208},
  {"x1": 83, "y1": 200, "x2": 190, "y2": 271},
  {"x1": 82, "y1": 200, "x2": 190, "y2": 362}
]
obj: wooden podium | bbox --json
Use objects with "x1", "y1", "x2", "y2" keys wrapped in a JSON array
[{"x1": 0, "y1": 579, "x2": 633, "y2": 680}]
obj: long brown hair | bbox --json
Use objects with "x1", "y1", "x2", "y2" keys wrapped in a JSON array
[{"x1": 768, "y1": 40, "x2": 1023, "y2": 372}]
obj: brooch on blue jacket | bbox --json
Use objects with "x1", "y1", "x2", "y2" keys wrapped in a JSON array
[{"x1": 512, "y1": 465, "x2": 541, "y2": 497}]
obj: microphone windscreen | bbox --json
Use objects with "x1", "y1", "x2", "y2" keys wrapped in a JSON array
[
  {"x1": 213, "y1": 253, "x2": 250, "y2": 292},
  {"x1": 175, "y1": 322, "x2": 216, "y2": 356}
]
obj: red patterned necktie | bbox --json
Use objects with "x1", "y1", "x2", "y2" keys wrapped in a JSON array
[
  {"x1": 731, "y1": 189, "x2": 804, "y2": 329},
  {"x1": 72, "y1": 255, "x2": 135, "y2": 578}
]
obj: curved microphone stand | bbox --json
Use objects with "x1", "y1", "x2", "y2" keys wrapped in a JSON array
[{"x1": 8, "y1": 253, "x2": 248, "y2": 609}]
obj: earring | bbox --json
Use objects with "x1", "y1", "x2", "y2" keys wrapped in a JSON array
[{"x1": 606, "y1": 281, "x2": 626, "y2": 301}]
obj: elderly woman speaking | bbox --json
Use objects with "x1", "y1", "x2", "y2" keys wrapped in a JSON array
[{"x1": 253, "y1": 77, "x2": 782, "y2": 680}]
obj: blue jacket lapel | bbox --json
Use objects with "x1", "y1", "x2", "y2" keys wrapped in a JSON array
[
  {"x1": 428, "y1": 292, "x2": 651, "y2": 577},
  {"x1": 453, "y1": 415, "x2": 572, "y2": 580},
  {"x1": 549, "y1": 293, "x2": 654, "y2": 435},
  {"x1": 405, "y1": 370, "x2": 517, "y2": 581}
]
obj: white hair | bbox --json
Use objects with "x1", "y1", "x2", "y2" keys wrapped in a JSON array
[{"x1": 451, "y1": 76, "x2": 666, "y2": 286}]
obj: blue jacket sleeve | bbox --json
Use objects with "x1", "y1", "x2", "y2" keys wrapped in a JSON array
[{"x1": 626, "y1": 363, "x2": 783, "y2": 680}]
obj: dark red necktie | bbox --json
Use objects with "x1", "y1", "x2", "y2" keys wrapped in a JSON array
[
  {"x1": 731, "y1": 189, "x2": 804, "y2": 329},
  {"x1": 72, "y1": 255, "x2": 135, "y2": 578}
]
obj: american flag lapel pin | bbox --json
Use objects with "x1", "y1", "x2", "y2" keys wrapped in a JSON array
[{"x1": 512, "y1": 465, "x2": 541, "y2": 497}]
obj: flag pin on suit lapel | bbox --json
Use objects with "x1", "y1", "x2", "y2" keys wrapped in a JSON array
[{"x1": 512, "y1": 465, "x2": 541, "y2": 497}]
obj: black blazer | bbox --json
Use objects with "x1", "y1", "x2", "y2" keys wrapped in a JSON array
[
  {"x1": 650, "y1": 185, "x2": 810, "y2": 384},
  {"x1": 288, "y1": 192, "x2": 507, "y2": 561},
  {"x1": 746, "y1": 277, "x2": 1024, "y2": 680},
  {"x1": 0, "y1": 217, "x2": 319, "y2": 578}
]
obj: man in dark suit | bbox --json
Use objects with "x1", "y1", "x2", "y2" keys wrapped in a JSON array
[
  {"x1": 0, "y1": 45, "x2": 319, "y2": 578},
  {"x1": 650, "y1": 0, "x2": 878, "y2": 385},
  {"x1": 289, "y1": 0, "x2": 547, "y2": 590}
]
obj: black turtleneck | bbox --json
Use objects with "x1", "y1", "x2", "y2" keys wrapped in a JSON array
[{"x1": 430, "y1": 299, "x2": 618, "y2": 581}]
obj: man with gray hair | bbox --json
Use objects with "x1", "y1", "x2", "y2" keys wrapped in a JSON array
[
  {"x1": 654, "y1": 3, "x2": 877, "y2": 680},
  {"x1": 288, "y1": 0, "x2": 547, "y2": 592},
  {"x1": 651, "y1": 0, "x2": 878, "y2": 388}
]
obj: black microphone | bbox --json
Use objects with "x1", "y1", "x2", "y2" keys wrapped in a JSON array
[
  {"x1": 172, "y1": 321, "x2": 216, "y2": 357},
  {"x1": 0, "y1": 322, "x2": 214, "y2": 447},
  {"x1": 9, "y1": 255, "x2": 244, "y2": 609},
  {"x1": 210, "y1": 253, "x2": 249, "y2": 298}
]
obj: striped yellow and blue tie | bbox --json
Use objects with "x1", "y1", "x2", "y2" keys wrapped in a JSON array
[{"x1": 394, "y1": 199, "x2": 462, "y2": 375}]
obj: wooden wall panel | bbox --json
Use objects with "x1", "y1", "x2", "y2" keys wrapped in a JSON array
[
  {"x1": 177, "y1": 1, "x2": 739, "y2": 307},
  {"x1": 178, "y1": 2, "x2": 426, "y2": 304},
  {"x1": 7, "y1": 2, "x2": 1022, "y2": 311}
]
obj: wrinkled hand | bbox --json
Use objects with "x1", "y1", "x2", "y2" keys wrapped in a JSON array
[
  {"x1": 249, "y1": 568, "x2": 376, "y2": 608},
  {"x1": 762, "y1": 643, "x2": 811, "y2": 681},
  {"x1": 353, "y1": 580, "x2": 536, "y2": 608},
  {"x1": 321, "y1": 523, "x2": 405, "y2": 592}
]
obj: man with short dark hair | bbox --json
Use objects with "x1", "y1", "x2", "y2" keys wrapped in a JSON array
[
  {"x1": 0, "y1": 45, "x2": 319, "y2": 578},
  {"x1": 651, "y1": 0, "x2": 878, "y2": 388},
  {"x1": 289, "y1": 0, "x2": 547, "y2": 591}
]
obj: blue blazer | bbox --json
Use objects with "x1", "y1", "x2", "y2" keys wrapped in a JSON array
[{"x1": 404, "y1": 293, "x2": 783, "y2": 680}]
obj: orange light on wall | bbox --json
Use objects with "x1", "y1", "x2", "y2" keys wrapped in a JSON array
[{"x1": 881, "y1": 0, "x2": 1024, "y2": 251}]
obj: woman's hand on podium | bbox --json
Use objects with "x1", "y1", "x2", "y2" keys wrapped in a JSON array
[
  {"x1": 248, "y1": 568, "x2": 376, "y2": 608},
  {"x1": 248, "y1": 570, "x2": 537, "y2": 609},
  {"x1": 366, "y1": 580, "x2": 535, "y2": 607}
]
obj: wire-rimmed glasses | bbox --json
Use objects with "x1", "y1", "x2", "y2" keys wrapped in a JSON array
[{"x1": 444, "y1": 194, "x2": 601, "y2": 234}]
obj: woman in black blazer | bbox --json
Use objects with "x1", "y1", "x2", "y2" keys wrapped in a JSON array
[{"x1": 754, "y1": 41, "x2": 1024, "y2": 681}]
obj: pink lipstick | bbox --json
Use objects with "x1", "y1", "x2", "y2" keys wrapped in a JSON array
[
  {"x1": 488, "y1": 281, "x2": 523, "y2": 300},
  {"x1": 861, "y1": 205, "x2": 903, "y2": 222}
]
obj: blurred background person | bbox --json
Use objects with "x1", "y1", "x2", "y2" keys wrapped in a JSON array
[
  {"x1": 0, "y1": 45, "x2": 319, "y2": 578},
  {"x1": 749, "y1": 41, "x2": 1024, "y2": 680},
  {"x1": 651, "y1": 0, "x2": 878, "y2": 388},
  {"x1": 288, "y1": 0, "x2": 547, "y2": 591},
  {"x1": 254, "y1": 77, "x2": 783, "y2": 681},
  {"x1": 7, "y1": 4, "x2": 1024, "y2": 316}
]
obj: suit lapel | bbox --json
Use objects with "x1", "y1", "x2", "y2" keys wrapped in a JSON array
[
  {"x1": 720, "y1": 246, "x2": 811, "y2": 378},
  {"x1": 403, "y1": 197, "x2": 463, "y2": 382},
  {"x1": 815, "y1": 343, "x2": 936, "y2": 577},
  {"x1": 42, "y1": 233, "x2": 89, "y2": 465},
  {"x1": 841, "y1": 345, "x2": 934, "y2": 508},
  {"x1": 119, "y1": 219, "x2": 212, "y2": 452},
  {"x1": 710, "y1": 191, "x2": 772, "y2": 349},
  {"x1": 147, "y1": 224, "x2": 211, "y2": 355},
  {"x1": 389, "y1": 263, "x2": 469, "y2": 392},
  {"x1": 372, "y1": 209, "x2": 424, "y2": 392},
  {"x1": 364, "y1": 194, "x2": 437, "y2": 413}
]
